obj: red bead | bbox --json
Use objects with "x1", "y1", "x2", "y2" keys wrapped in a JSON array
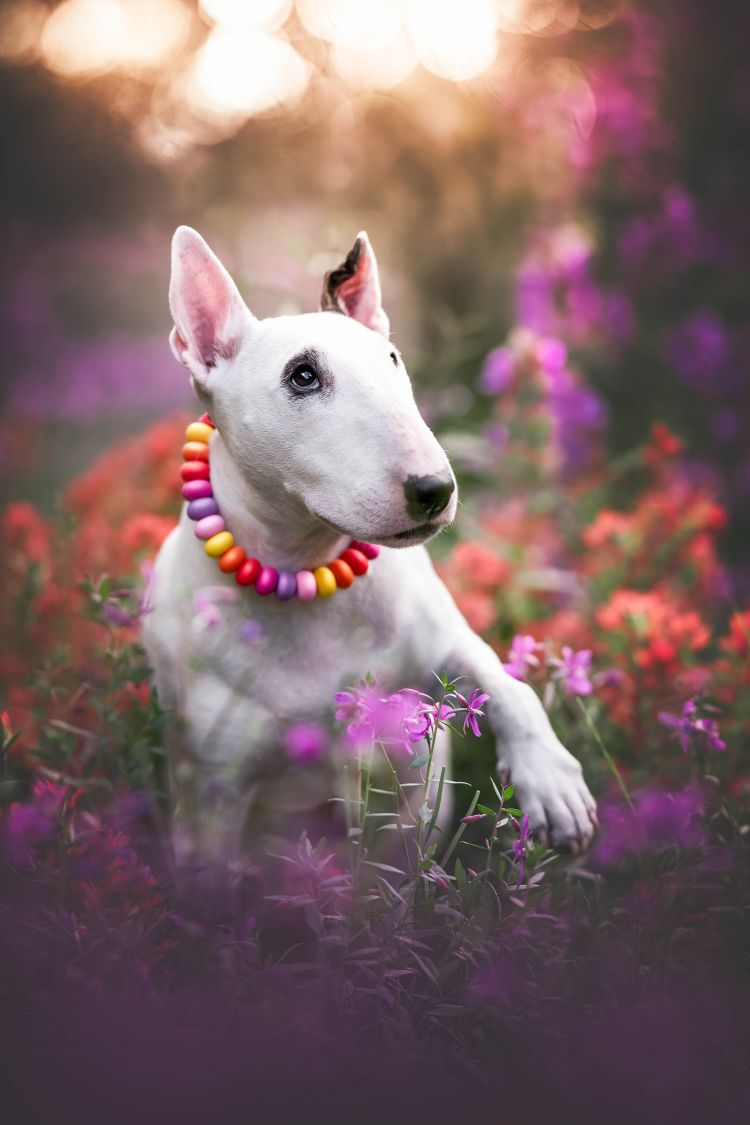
[
  {"x1": 350, "y1": 540, "x2": 380, "y2": 560},
  {"x1": 329, "y1": 559, "x2": 354, "y2": 588},
  {"x1": 340, "y1": 548, "x2": 368, "y2": 576},
  {"x1": 181, "y1": 460, "x2": 211, "y2": 482},
  {"x1": 236, "y1": 558, "x2": 261, "y2": 586},
  {"x1": 219, "y1": 546, "x2": 246, "y2": 573},
  {"x1": 183, "y1": 441, "x2": 209, "y2": 462},
  {"x1": 199, "y1": 412, "x2": 215, "y2": 427}
]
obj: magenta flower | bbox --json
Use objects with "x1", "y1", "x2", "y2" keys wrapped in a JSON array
[
  {"x1": 284, "y1": 723, "x2": 327, "y2": 764},
  {"x1": 550, "y1": 647, "x2": 593, "y2": 696},
  {"x1": 658, "y1": 699, "x2": 726, "y2": 755},
  {"x1": 504, "y1": 635, "x2": 541, "y2": 681},
  {"x1": 455, "y1": 688, "x2": 491, "y2": 737},
  {"x1": 334, "y1": 685, "x2": 430, "y2": 754}
]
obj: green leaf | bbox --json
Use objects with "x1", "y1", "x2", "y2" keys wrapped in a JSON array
[{"x1": 502, "y1": 783, "x2": 515, "y2": 800}]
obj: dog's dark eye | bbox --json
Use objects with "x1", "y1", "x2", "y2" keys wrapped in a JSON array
[
  {"x1": 390, "y1": 351, "x2": 399, "y2": 367},
  {"x1": 289, "y1": 365, "x2": 321, "y2": 392}
]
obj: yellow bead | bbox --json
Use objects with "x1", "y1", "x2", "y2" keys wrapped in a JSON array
[
  {"x1": 314, "y1": 566, "x2": 337, "y2": 597},
  {"x1": 205, "y1": 531, "x2": 234, "y2": 558},
  {"x1": 186, "y1": 421, "x2": 214, "y2": 443}
]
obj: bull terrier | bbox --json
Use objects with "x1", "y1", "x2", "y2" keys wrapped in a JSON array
[{"x1": 142, "y1": 226, "x2": 598, "y2": 874}]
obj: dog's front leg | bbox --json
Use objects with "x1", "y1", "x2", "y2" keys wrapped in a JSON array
[{"x1": 447, "y1": 631, "x2": 597, "y2": 850}]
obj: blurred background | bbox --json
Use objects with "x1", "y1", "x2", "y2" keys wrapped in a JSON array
[{"x1": 1, "y1": 0, "x2": 748, "y2": 577}]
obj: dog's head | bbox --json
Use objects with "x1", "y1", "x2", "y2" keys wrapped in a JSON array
[{"x1": 168, "y1": 226, "x2": 457, "y2": 547}]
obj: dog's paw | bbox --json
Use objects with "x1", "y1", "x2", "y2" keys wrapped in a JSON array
[{"x1": 498, "y1": 738, "x2": 598, "y2": 854}]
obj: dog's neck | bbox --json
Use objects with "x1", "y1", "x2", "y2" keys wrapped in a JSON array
[{"x1": 207, "y1": 430, "x2": 349, "y2": 571}]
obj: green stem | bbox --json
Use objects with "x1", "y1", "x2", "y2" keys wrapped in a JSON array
[
  {"x1": 577, "y1": 697, "x2": 634, "y2": 811},
  {"x1": 441, "y1": 789, "x2": 480, "y2": 868}
]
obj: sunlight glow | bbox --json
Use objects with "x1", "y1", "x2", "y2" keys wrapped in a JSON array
[
  {"x1": 406, "y1": 0, "x2": 498, "y2": 81},
  {"x1": 40, "y1": 0, "x2": 190, "y2": 79},
  {"x1": 186, "y1": 28, "x2": 310, "y2": 123},
  {"x1": 199, "y1": 0, "x2": 292, "y2": 32},
  {"x1": 297, "y1": 0, "x2": 404, "y2": 49},
  {"x1": 331, "y1": 33, "x2": 418, "y2": 91}
]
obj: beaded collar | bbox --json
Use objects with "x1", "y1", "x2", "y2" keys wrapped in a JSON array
[{"x1": 180, "y1": 413, "x2": 379, "y2": 601}]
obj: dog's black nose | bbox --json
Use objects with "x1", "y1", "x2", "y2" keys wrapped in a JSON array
[{"x1": 404, "y1": 473, "x2": 455, "y2": 520}]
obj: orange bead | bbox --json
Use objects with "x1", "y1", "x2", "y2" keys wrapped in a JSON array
[
  {"x1": 329, "y1": 559, "x2": 354, "y2": 589},
  {"x1": 219, "y1": 546, "x2": 245, "y2": 573},
  {"x1": 340, "y1": 548, "x2": 368, "y2": 576},
  {"x1": 183, "y1": 441, "x2": 209, "y2": 462}
]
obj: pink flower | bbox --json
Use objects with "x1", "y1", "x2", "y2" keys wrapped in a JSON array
[
  {"x1": 334, "y1": 685, "x2": 430, "y2": 754},
  {"x1": 284, "y1": 723, "x2": 327, "y2": 764},
  {"x1": 504, "y1": 635, "x2": 541, "y2": 681},
  {"x1": 550, "y1": 647, "x2": 593, "y2": 696},
  {"x1": 455, "y1": 688, "x2": 491, "y2": 737}
]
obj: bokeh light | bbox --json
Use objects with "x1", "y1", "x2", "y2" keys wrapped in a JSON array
[
  {"x1": 185, "y1": 27, "x2": 310, "y2": 124},
  {"x1": 406, "y1": 0, "x2": 499, "y2": 81},
  {"x1": 297, "y1": 0, "x2": 404, "y2": 49},
  {"x1": 40, "y1": 0, "x2": 190, "y2": 79},
  {"x1": 199, "y1": 0, "x2": 293, "y2": 32},
  {"x1": 330, "y1": 33, "x2": 418, "y2": 91}
]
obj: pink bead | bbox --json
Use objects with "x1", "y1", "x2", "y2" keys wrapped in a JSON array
[
  {"x1": 182, "y1": 479, "x2": 213, "y2": 501},
  {"x1": 195, "y1": 514, "x2": 225, "y2": 540},
  {"x1": 255, "y1": 566, "x2": 279, "y2": 596},
  {"x1": 350, "y1": 540, "x2": 380, "y2": 560},
  {"x1": 295, "y1": 570, "x2": 317, "y2": 601}
]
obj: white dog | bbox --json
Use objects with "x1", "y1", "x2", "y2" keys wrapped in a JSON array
[{"x1": 142, "y1": 226, "x2": 597, "y2": 873}]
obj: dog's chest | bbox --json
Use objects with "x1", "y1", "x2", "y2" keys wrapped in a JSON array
[{"x1": 196, "y1": 580, "x2": 408, "y2": 719}]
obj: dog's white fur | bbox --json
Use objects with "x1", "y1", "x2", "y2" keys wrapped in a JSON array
[{"x1": 142, "y1": 226, "x2": 597, "y2": 871}]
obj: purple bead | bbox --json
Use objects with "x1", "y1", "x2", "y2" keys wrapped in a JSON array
[
  {"x1": 187, "y1": 497, "x2": 220, "y2": 521},
  {"x1": 255, "y1": 566, "x2": 279, "y2": 596},
  {"x1": 275, "y1": 571, "x2": 297, "y2": 600},
  {"x1": 182, "y1": 479, "x2": 213, "y2": 501}
]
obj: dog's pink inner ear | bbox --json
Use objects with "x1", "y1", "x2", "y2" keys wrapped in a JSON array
[
  {"x1": 321, "y1": 233, "x2": 390, "y2": 338},
  {"x1": 169, "y1": 227, "x2": 246, "y2": 374}
]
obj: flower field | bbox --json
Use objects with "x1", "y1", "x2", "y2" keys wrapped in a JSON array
[{"x1": 1, "y1": 2, "x2": 750, "y2": 1121}]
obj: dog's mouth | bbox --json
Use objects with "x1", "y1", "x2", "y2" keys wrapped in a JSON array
[
  {"x1": 310, "y1": 510, "x2": 446, "y2": 548},
  {"x1": 377, "y1": 522, "x2": 444, "y2": 547}
]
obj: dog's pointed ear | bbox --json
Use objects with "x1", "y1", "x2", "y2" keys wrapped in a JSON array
[
  {"x1": 169, "y1": 226, "x2": 253, "y2": 383},
  {"x1": 320, "y1": 231, "x2": 390, "y2": 338}
]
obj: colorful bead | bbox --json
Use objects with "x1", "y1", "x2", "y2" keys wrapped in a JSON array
[
  {"x1": 187, "y1": 497, "x2": 219, "y2": 521},
  {"x1": 185, "y1": 421, "x2": 214, "y2": 443},
  {"x1": 275, "y1": 571, "x2": 297, "y2": 600},
  {"x1": 295, "y1": 570, "x2": 317, "y2": 601},
  {"x1": 182, "y1": 479, "x2": 213, "y2": 500},
  {"x1": 219, "y1": 546, "x2": 245, "y2": 573},
  {"x1": 351, "y1": 540, "x2": 380, "y2": 560},
  {"x1": 236, "y1": 558, "x2": 261, "y2": 586},
  {"x1": 314, "y1": 566, "x2": 337, "y2": 597},
  {"x1": 181, "y1": 460, "x2": 211, "y2": 483},
  {"x1": 255, "y1": 566, "x2": 279, "y2": 596},
  {"x1": 340, "y1": 548, "x2": 369, "y2": 576},
  {"x1": 182, "y1": 441, "x2": 209, "y2": 462},
  {"x1": 181, "y1": 413, "x2": 377, "y2": 601},
  {"x1": 205, "y1": 531, "x2": 234, "y2": 557},
  {"x1": 329, "y1": 559, "x2": 354, "y2": 588},
  {"x1": 195, "y1": 514, "x2": 225, "y2": 540}
]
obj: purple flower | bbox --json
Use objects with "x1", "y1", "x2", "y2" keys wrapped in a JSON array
[
  {"x1": 334, "y1": 685, "x2": 430, "y2": 754},
  {"x1": 665, "y1": 312, "x2": 731, "y2": 393},
  {"x1": 592, "y1": 787, "x2": 704, "y2": 869},
  {"x1": 658, "y1": 699, "x2": 726, "y2": 755},
  {"x1": 238, "y1": 618, "x2": 263, "y2": 646},
  {"x1": 551, "y1": 647, "x2": 593, "y2": 696},
  {"x1": 512, "y1": 813, "x2": 530, "y2": 885},
  {"x1": 284, "y1": 723, "x2": 327, "y2": 764},
  {"x1": 478, "y1": 346, "x2": 515, "y2": 394},
  {"x1": 455, "y1": 688, "x2": 490, "y2": 737},
  {"x1": 504, "y1": 635, "x2": 541, "y2": 681}
]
